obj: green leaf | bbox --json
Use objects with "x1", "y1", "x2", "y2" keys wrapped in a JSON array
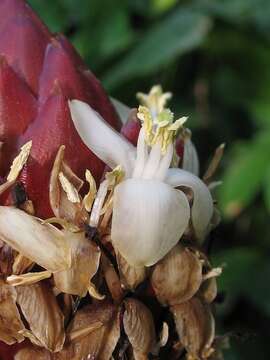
[
  {"x1": 263, "y1": 165, "x2": 270, "y2": 213},
  {"x1": 151, "y1": 0, "x2": 178, "y2": 14},
  {"x1": 103, "y1": 7, "x2": 211, "y2": 89},
  {"x1": 28, "y1": 0, "x2": 68, "y2": 32},
  {"x1": 99, "y1": 10, "x2": 135, "y2": 58},
  {"x1": 244, "y1": 260, "x2": 270, "y2": 316},
  {"x1": 213, "y1": 247, "x2": 262, "y2": 295},
  {"x1": 218, "y1": 132, "x2": 270, "y2": 218}
]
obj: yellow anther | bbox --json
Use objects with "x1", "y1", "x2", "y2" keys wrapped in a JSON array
[
  {"x1": 137, "y1": 106, "x2": 154, "y2": 144},
  {"x1": 137, "y1": 87, "x2": 188, "y2": 154},
  {"x1": 137, "y1": 85, "x2": 172, "y2": 116}
]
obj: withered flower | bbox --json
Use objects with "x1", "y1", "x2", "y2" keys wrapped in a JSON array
[
  {"x1": 101, "y1": 253, "x2": 124, "y2": 303},
  {"x1": 0, "y1": 206, "x2": 71, "y2": 272},
  {"x1": 53, "y1": 231, "x2": 101, "y2": 296},
  {"x1": 123, "y1": 298, "x2": 156, "y2": 360},
  {"x1": 0, "y1": 240, "x2": 14, "y2": 275},
  {"x1": 151, "y1": 244, "x2": 203, "y2": 306},
  {"x1": 16, "y1": 282, "x2": 65, "y2": 352},
  {"x1": 59, "y1": 303, "x2": 120, "y2": 360},
  {"x1": 0, "y1": 279, "x2": 25, "y2": 345},
  {"x1": 15, "y1": 346, "x2": 51, "y2": 360},
  {"x1": 116, "y1": 250, "x2": 147, "y2": 291},
  {"x1": 171, "y1": 297, "x2": 215, "y2": 359}
]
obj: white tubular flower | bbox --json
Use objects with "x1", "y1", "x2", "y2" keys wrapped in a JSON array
[{"x1": 69, "y1": 97, "x2": 213, "y2": 267}]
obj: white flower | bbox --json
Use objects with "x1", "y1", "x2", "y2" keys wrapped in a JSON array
[{"x1": 69, "y1": 95, "x2": 213, "y2": 267}]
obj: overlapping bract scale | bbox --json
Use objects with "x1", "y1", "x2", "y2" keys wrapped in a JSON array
[{"x1": 0, "y1": 0, "x2": 120, "y2": 218}]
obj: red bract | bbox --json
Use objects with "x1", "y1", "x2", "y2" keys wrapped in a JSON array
[
  {"x1": 0, "y1": 341, "x2": 24, "y2": 360},
  {"x1": 120, "y1": 112, "x2": 141, "y2": 146},
  {"x1": 175, "y1": 137, "x2": 185, "y2": 161},
  {"x1": 0, "y1": 0, "x2": 51, "y2": 38},
  {"x1": 19, "y1": 85, "x2": 105, "y2": 218},
  {"x1": 0, "y1": 0, "x2": 120, "y2": 221},
  {"x1": 0, "y1": 57, "x2": 37, "y2": 175},
  {"x1": 0, "y1": 16, "x2": 50, "y2": 95},
  {"x1": 38, "y1": 39, "x2": 88, "y2": 105}
]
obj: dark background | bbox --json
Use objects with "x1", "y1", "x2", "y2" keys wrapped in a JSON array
[{"x1": 29, "y1": 0, "x2": 270, "y2": 358}]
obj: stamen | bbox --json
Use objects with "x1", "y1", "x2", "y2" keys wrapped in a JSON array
[
  {"x1": 137, "y1": 85, "x2": 172, "y2": 117},
  {"x1": 89, "y1": 180, "x2": 109, "y2": 227}
]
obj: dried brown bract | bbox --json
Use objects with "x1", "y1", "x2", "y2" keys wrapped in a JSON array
[
  {"x1": 101, "y1": 253, "x2": 124, "y2": 303},
  {"x1": 0, "y1": 240, "x2": 14, "y2": 275},
  {"x1": 171, "y1": 297, "x2": 215, "y2": 359},
  {"x1": 116, "y1": 250, "x2": 147, "y2": 291},
  {"x1": 123, "y1": 298, "x2": 156, "y2": 360},
  {"x1": 15, "y1": 346, "x2": 51, "y2": 360},
  {"x1": 151, "y1": 244, "x2": 203, "y2": 306},
  {"x1": 53, "y1": 231, "x2": 101, "y2": 296},
  {"x1": 16, "y1": 282, "x2": 65, "y2": 352},
  {"x1": 0, "y1": 279, "x2": 25, "y2": 345},
  {"x1": 200, "y1": 277, "x2": 218, "y2": 304},
  {"x1": 58, "y1": 303, "x2": 120, "y2": 360},
  {"x1": 12, "y1": 253, "x2": 34, "y2": 275}
]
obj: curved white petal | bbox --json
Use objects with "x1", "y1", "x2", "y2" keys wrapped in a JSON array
[
  {"x1": 111, "y1": 178, "x2": 190, "y2": 267},
  {"x1": 183, "y1": 139, "x2": 200, "y2": 176},
  {"x1": 155, "y1": 143, "x2": 174, "y2": 181},
  {"x1": 0, "y1": 207, "x2": 70, "y2": 272},
  {"x1": 69, "y1": 100, "x2": 136, "y2": 177},
  {"x1": 110, "y1": 97, "x2": 131, "y2": 125},
  {"x1": 132, "y1": 128, "x2": 149, "y2": 179},
  {"x1": 165, "y1": 168, "x2": 213, "y2": 242},
  {"x1": 142, "y1": 143, "x2": 161, "y2": 179}
]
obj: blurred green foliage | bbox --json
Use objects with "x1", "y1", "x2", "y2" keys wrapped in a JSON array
[{"x1": 29, "y1": 0, "x2": 270, "y2": 358}]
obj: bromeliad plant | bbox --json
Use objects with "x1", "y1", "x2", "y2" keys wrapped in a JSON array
[{"x1": 0, "y1": 1, "x2": 227, "y2": 360}]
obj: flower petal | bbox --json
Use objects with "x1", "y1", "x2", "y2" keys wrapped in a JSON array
[
  {"x1": 110, "y1": 97, "x2": 131, "y2": 124},
  {"x1": 165, "y1": 168, "x2": 213, "y2": 242},
  {"x1": 112, "y1": 178, "x2": 190, "y2": 267},
  {"x1": 53, "y1": 232, "x2": 101, "y2": 297},
  {"x1": 0, "y1": 207, "x2": 70, "y2": 272},
  {"x1": 132, "y1": 128, "x2": 149, "y2": 179},
  {"x1": 69, "y1": 100, "x2": 136, "y2": 177},
  {"x1": 183, "y1": 139, "x2": 200, "y2": 176}
]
